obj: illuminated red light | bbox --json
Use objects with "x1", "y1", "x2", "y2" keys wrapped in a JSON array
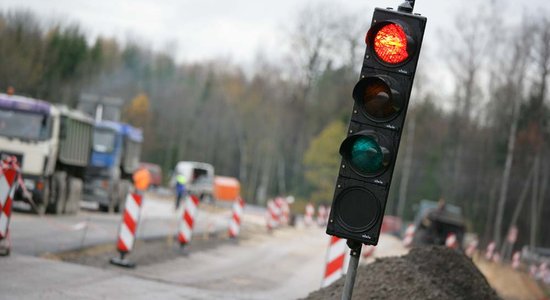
[{"x1": 373, "y1": 23, "x2": 409, "y2": 64}]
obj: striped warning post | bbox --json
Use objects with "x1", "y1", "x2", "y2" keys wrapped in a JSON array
[
  {"x1": 362, "y1": 244, "x2": 376, "y2": 258},
  {"x1": 317, "y1": 205, "x2": 327, "y2": 226},
  {"x1": 0, "y1": 158, "x2": 18, "y2": 256},
  {"x1": 402, "y1": 224, "x2": 415, "y2": 247},
  {"x1": 228, "y1": 196, "x2": 245, "y2": 238},
  {"x1": 485, "y1": 241, "x2": 495, "y2": 260},
  {"x1": 512, "y1": 251, "x2": 521, "y2": 270},
  {"x1": 321, "y1": 236, "x2": 347, "y2": 288},
  {"x1": 465, "y1": 239, "x2": 478, "y2": 257},
  {"x1": 304, "y1": 203, "x2": 314, "y2": 226},
  {"x1": 266, "y1": 199, "x2": 280, "y2": 230},
  {"x1": 178, "y1": 194, "x2": 200, "y2": 245},
  {"x1": 0, "y1": 161, "x2": 17, "y2": 239},
  {"x1": 445, "y1": 233, "x2": 458, "y2": 249},
  {"x1": 275, "y1": 197, "x2": 289, "y2": 226},
  {"x1": 116, "y1": 192, "x2": 143, "y2": 253}
]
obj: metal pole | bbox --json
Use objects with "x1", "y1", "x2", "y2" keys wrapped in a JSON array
[{"x1": 341, "y1": 240, "x2": 362, "y2": 300}]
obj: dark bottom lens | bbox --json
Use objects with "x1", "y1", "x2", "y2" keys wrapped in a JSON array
[{"x1": 335, "y1": 188, "x2": 380, "y2": 232}]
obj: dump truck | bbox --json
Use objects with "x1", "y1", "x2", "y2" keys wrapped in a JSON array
[
  {"x1": 83, "y1": 120, "x2": 142, "y2": 212},
  {"x1": 411, "y1": 199, "x2": 466, "y2": 247},
  {"x1": 0, "y1": 93, "x2": 93, "y2": 214},
  {"x1": 77, "y1": 95, "x2": 143, "y2": 212}
]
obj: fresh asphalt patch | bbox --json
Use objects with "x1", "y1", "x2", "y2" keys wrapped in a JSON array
[{"x1": 43, "y1": 231, "x2": 242, "y2": 269}]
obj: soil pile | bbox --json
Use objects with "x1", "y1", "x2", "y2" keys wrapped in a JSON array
[{"x1": 304, "y1": 246, "x2": 501, "y2": 300}]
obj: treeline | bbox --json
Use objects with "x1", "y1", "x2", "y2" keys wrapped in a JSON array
[{"x1": 0, "y1": 3, "x2": 549, "y2": 251}]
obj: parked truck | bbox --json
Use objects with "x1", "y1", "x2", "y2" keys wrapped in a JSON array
[
  {"x1": 82, "y1": 120, "x2": 142, "y2": 212},
  {"x1": 0, "y1": 93, "x2": 93, "y2": 214}
]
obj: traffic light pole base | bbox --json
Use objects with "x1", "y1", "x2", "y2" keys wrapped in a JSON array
[{"x1": 341, "y1": 240, "x2": 362, "y2": 300}]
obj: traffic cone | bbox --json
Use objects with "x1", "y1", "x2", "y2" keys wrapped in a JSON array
[
  {"x1": 321, "y1": 236, "x2": 347, "y2": 288},
  {"x1": 0, "y1": 157, "x2": 19, "y2": 256},
  {"x1": 445, "y1": 233, "x2": 458, "y2": 249},
  {"x1": 512, "y1": 251, "x2": 521, "y2": 270},
  {"x1": 304, "y1": 203, "x2": 314, "y2": 227},
  {"x1": 228, "y1": 196, "x2": 245, "y2": 238},
  {"x1": 402, "y1": 224, "x2": 415, "y2": 247},
  {"x1": 178, "y1": 194, "x2": 200, "y2": 246},
  {"x1": 110, "y1": 191, "x2": 143, "y2": 268}
]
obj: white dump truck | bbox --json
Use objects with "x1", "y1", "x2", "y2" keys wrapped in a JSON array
[{"x1": 0, "y1": 93, "x2": 93, "y2": 214}]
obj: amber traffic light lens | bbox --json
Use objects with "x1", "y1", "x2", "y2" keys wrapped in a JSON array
[{"x1": 354, "y1": 77, "x2": 401, "y2": 121}]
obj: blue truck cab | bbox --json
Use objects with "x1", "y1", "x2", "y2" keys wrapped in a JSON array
[{"x1": 83, "y1": 120, "x2": 142, "y2": 212}]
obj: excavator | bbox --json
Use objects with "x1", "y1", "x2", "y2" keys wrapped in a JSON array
[{"x1": 412, "y1": 199, "x2": 466, "y2": 247}]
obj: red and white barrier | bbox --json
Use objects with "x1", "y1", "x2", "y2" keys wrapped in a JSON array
[
  {"x1": 485, "y1": 241, "x2": 495, "y2": 260},
  {"x1": 445, "y1": 233, "x2": 458, "y2": 249},
  {"x1": 317, "y1": 205, "x2": 327, "y2": 226},
  {"x1": 266, "y1": 199, "x2": 280, "y2": 230},
  {"x1": 362, "y1": 245, "x2": 376, "y2": 259},
  {"x1": 116, "y1": 192, "x2": 143, "y2": 253},
  {"x1": 275, "y1": 197, "x2": 289, "y2": 226},
  {"x1": 402, "y1": 224, "x2": 415, "y2": 247},
  {"x1": 0, "y1": 157, "x2": 19, "y2": 255},
  {"x1": 512, "y1": 251, "x2": 521, "y2": 270},
  {"x1": 492, "y1": 252, "x2": 501, "y2": 263},
  {"x1": 465, "y1": 239, "x2": 478, "y2": 257},
  {"x1": 178, "y1": 194, "x2": 200, "y2": 245},
  {"x1": 228, "y1": 196, "x2": 245, "y2": 238},
  {"x1": 322, "y1": 236, "x2": 347, "y2": 287},
  {"x1": 304, "y1": 203, "x2": 314, "y2": 226}
]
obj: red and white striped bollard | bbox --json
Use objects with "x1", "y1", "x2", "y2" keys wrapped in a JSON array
[
  {"x1": 445, "y1": 233, "x2": 458, "y2": 249},
  {"x1": 304, "y1": 203, "x2": 314, "y2": 227},
  {"x1": 266, "y1": 199, "x2": 280, "y2": 231},
  {"x1": 0, "y1": 157, "x2": 18, "y2": 256},
  {"x1": 178, "y1": 194, "x2": 200, "y2": 246},
  {"x1": 228, "y1": 196, "x2": 245, "y2": 238},
  {"x1": 322, "y1": 236, "x2": 347, "y2": 287},
  {"x1": 512, "y1": 251, "x2": 521, "y2": 270},
  {"x1": 485, "y1": 241, "x2": 495, "y2": 261},
  {"x1": 110, "y1": 191, "x2": 143, "y2": 267},
  {"x1": 402, "y1": 224, "x2": 415, "y2": 247}
]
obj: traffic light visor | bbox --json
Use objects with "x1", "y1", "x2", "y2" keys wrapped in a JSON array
[
  {"x1": 372, "y1": 23, "x2": 409, "y2": 64},
  {"x1": 353, "y1": 77, "x2": 402, "y2": 121},
  {"x1": 340, "y1": 133, "x2": 390, "y2": 176}
]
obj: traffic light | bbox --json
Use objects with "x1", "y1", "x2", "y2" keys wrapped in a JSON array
[{"x1": 326, "y1": 6, "x2": 426, "y2": 245}]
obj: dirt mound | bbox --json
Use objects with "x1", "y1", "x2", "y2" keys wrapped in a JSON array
[{"x1": 304, "y1": 246, "x2": 501, "y2": 300}]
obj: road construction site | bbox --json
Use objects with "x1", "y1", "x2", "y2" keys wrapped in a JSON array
[{"x1": 0, "y1": 192, "x2": 547, "y2": 300}]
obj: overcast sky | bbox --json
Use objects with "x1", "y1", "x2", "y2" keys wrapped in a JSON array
[
  {"x1": 1, "y1": 0, "x2": 546, "y2": 63},
  {"x1": 0, "y1": 0, "x2": 547, "y2": 98}
]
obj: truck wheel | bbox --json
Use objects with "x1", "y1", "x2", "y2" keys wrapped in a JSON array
[
  {"x1": 99, "y1": 204, "x2": 109, "y2": 212},
  {"x1": 47, "y1": 172, "x2": 67, "y2": 215},
  {"x1": 34, "y1": 181, "x2": 49, "y2": 215},
  {"x1": 64, "y1": 177, "x2": 82, "y2": 215}
]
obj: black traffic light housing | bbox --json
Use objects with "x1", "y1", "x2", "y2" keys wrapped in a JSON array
[{"x1": 326, "y1": 7, "x2": 427, "y2": 245}]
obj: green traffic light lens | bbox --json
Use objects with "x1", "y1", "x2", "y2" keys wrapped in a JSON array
[{"x1": 349, "y1": 136, "x2": 384, "y2": 175}]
